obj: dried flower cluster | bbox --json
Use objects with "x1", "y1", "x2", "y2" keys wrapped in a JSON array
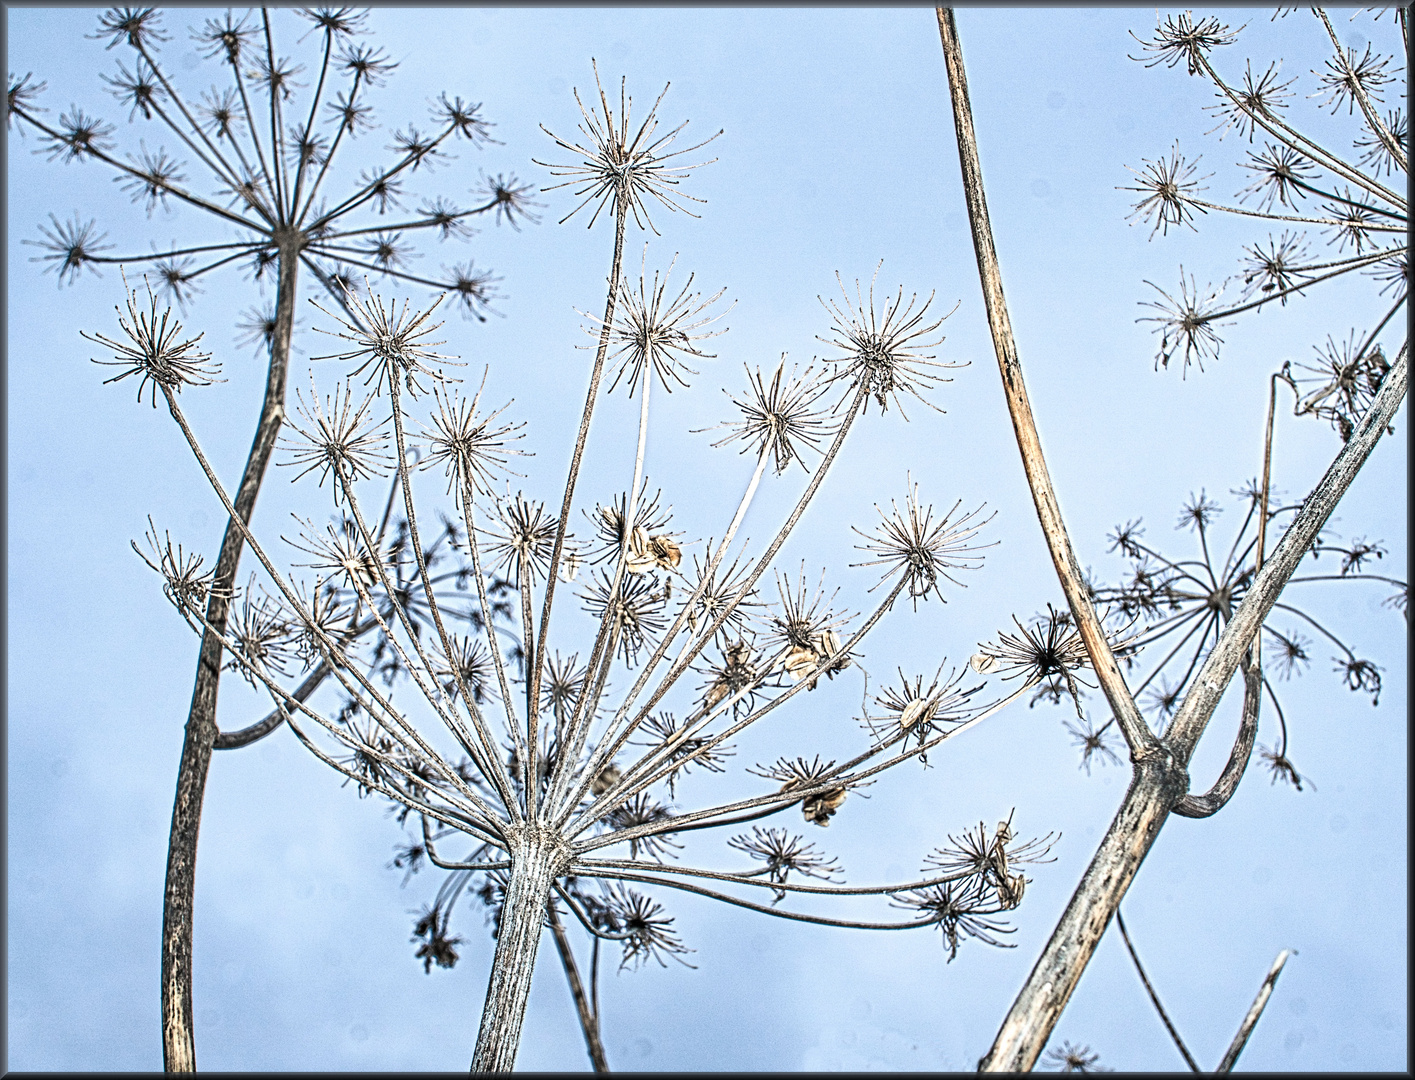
[{"x1": 95, "y1": 63, "x2": 1085, "y2": 1070}]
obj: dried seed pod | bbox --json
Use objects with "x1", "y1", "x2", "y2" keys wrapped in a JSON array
[
  {"x1": 648, "y1": 534, "x2": 681, "y2": 570},
  {"x1": 784, "y1": 644, "x2": 820, "y2": 681},
  {"x1": 969, "y1": 652, "x2": 998, "y2": 674},
  {"x1": 996, "y1": 872, "x2": 1026, "y2": 909},
  {"x1": 899, "y1": 696, "x2": 938, "y2": 731},
  {"x1": 559, "y1": 550, "x2": 582, "y2": 582},
  {"x1": 818, "y1": 628, "x2": 852, "y2": 677},
  {"x1": 624, "y1": 525, "x2": 657, "y2": 574},
  {"x1": 802, "y1": 786, "x2": 847, "y2": 826}
]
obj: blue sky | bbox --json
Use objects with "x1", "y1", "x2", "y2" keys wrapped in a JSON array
[{"x1": 7, "y1": 6, "x2": 1406, "y2": 1072}]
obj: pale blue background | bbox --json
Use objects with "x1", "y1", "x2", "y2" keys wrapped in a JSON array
[{"x1": 7, "y1": 6, "x2": 1407, "y2": 1072}]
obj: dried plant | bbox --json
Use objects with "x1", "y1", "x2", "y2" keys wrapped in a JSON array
[
  {"x1": 1084, "y1": 486, "x2": 1401, "y2": 784},
  {"x1": 937, "y1": 6, "x2": 1404, "y2": 1072},
  {"x1": 1123, "y1": 10, "x2": 1406, "y2": 376},
  {"x1": 10, "y1": 9, "x2": 533, "y2": 1069},
  {"x1": 87, "y1": 63, "x2": 1119, "y2": 1071}
]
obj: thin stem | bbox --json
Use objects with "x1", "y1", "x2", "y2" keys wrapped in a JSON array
[
  {"x1": 547, "y1": 365, "x2": 656, "y2": 812},
  {"x1": 385, "y1": 384, "x2": 519, "y2": 810},
  {"x1": 1114, "y1": 909, "x2": 1201, "y2": 1071},
  {"x1": 578, "y1": 864, "x2": 1010, "y2": 933},
  {"x1": 529, "y1": 205, "x2": 630, "y2": 731},
  {"x1": 546, "y1": 903, "x2": 610, "y2": 1073},
  {"x1": 548, "y1": 442, "x2": 773, "y2": 821}
]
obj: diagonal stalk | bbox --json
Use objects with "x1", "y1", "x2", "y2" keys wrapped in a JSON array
[
  {"x1": 935, "y1": 6, "x2": 1155, "y2": 759},
  {"x1": 528, "y1": 205, "x2": 630, "y2": 734},
  {"x1": 978, "y1": 342, "x2": 1404, "y2": 1071},
  {"x1": 546, "y1": 904, "x2": 610, "y2": 1073}
]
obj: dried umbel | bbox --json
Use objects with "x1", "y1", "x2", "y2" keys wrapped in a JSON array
[
  {"x1": 311, "y1": 282, "x2": 456, "y2": 397},
  {"x1": 535, "y1": 61, "x2": 720, "y2": 232},
  {"x1": 973, "y1": 605, "x2": 1134, "y2": 717},
  {"x1": 133, "y1": 518, "x2": 233, "y2": 628},
  {"x1": 726, "y1": 827, "x2": 842, "y2": 903},
  {"x1": 817, "y1": 262, "x2": 963, "y2": 416},
  {"x1": 853, "y1": 479, "x2": 995, "y2": 610},
  {"x1": 711, "y1": 359, "x2": 835, "y2": 475},
  {"x1": 864, "y1": 664, "x2": 982, "y2": 764},
  {"x1": 82, "y1": 271, "x2": 221, "y2": 406},
  {"x1": 1126, "y1": 9, "x2": 1406, "y2": 376},
  {"x1": 17, "y1": 8, "x2": 527, "y2": 315},
  {"x1": 107, "y1": 67, "x2": 1064, "y2": 1073},
  {"x1": 1086, "y1": 487, "x2": 1398, "y2": 775},
  {"x1": 279, "y1": 378, "x2": 391, "y2": 502}
]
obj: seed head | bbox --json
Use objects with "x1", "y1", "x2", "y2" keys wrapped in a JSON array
[
  {"x1": 82, "y1": 270, "x2": 221, "y2": 406},
  {"x1": 536, "y1": 61, "x2": 720, "y2": 233},
  {"x1": 852, "y1": 481, "x2": 994, "y2": 609},
  {"x1": 26, "y1": 213, "x2": 113, "y2": 286},
  {"x1": 419, "y1": 378, "x2": 526, "y2": 502},
  {"x1": 1120, "y1": 142, "x2": 1211, "y2": 238},
  {"x1": 817, "y1": 263, "x2": 961, "y2": 417},
  {"x1": 279, "y1": 377, "x2": 391, "y2": 502},
  {"x1": 710, "y1": 359, "x2": 835, "y2": 475},
  {"x1": 311, "y1": 280, "x2": 457, "y2": 397},
  {"x1": 594, "y1": 250, "x2": 730, "y2": 396}
]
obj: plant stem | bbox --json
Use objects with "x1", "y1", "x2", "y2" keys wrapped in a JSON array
[
  {"x1": 935, "y1": 6, "x2": 1155, "y2": 759},
  {"x1": 1115, "y1": 909, "x2": 1200, "y2": 1071},
  {"x1": 1216, "y1": 949, "x2": 1294, "y2": 1072},
  {"x1": 160, "y1": 237, "x2": 299, "y2": 1072},
  {"x1": 469, "y1": 833, "x2": 563, "y2": 1072},
  {"x1": 546, "y1": 904, "x2": 610, "y2": 1072},
  {"x1": 979, "y1": 346, "x2": 1405, "y2": 1070}
]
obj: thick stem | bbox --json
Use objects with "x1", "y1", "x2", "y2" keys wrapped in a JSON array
[
  {"x1": 470, "y1": 832, "x2": 565, "y2": 1073},
  {"x1": 1164, "y1": 342, "x2": 1406, "y2": 764},
  {"x1": 546, "y1": 904, "x2": 610, "y2": 1072},
  {"x1": 979, "y1": 752, "x2": 1188, "y2": 1071},
  {"x1": 160, "y1": 238, "x2": 300, "y2": 1072},
  {"x1": 980, "y1": 338, "x2": 1405, "y2": 1074}
]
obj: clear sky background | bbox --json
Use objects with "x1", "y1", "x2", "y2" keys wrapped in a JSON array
[{"x1": 6, "y1": 6, "x2": 1407, "y2": 1072}]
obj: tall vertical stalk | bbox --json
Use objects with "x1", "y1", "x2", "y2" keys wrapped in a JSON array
[{"x1": 160, "y1": 237, "x2": 299, "y2": 1071}]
